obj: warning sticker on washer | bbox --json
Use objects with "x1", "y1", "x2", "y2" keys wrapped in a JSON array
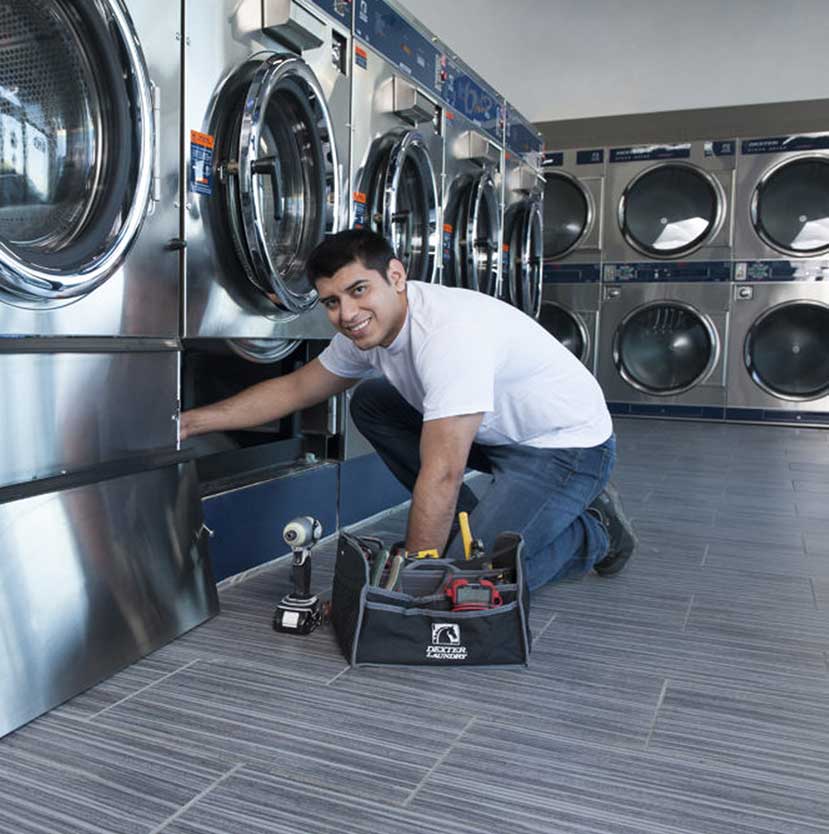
[
  {"x1": 352, "y1": 191, "x2": 367, "y2": 228},
  {"x1": 442, "y1": 223, "x2": 453, "y2": 264},
  {"x1": 355, "y1": 45, "x2": 368, "y2": 70},
  {"x1": 190, "y1": 130, "x2": 214, "y2": 196}
]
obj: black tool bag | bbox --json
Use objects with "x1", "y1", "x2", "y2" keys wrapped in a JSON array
[{"x1": 331, "y1": 531, "x2": 531, "y2": 667}]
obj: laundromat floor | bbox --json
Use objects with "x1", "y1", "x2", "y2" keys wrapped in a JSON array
[{"x1": 2, "y1": 418, "x2": 828, "y2": 834}]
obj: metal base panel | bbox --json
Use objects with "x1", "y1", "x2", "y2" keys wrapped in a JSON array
[{"x1": 0, "y1": 462, "x2": 219, "y2": 738}]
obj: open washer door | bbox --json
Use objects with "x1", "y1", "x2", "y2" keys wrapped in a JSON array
[
  {"x1": 0, "y1": 0, "x2": 154, "y2": 304},
  {"x1": 614, "y1": 301, "x2": 719, "y2": 395},
  {"x1": 751, "y1": 156, "x2": 829, "y2": 257},
  {"x1": 505, "y1": 198, "x2": 544, "y2": 318},
  {"x1": 445, "y1": 170, "x2": 500, "y2": 293},
  {"x1": 619, "y1": 163, "x2": 725, "y2": 259},
  {"x1": 542, "y1": 172, "x2": 593, "y2": 259},
  {"x1": 361, "y1": 130, "x2": 438, "y2": 283},
  {"x1": 745, "y1": 301, "x2": 829, "y2": 400},
  {"x1": 219, "y1": 55, "x2": 340, "y2": 317}
]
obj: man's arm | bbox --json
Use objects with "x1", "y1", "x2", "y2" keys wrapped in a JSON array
[
  {"x1": 404, "y1": 412, "x2": 483, "y2": 554},
  {"x1": 180, "y1": 357, "x2": 358, "y2": 440}
]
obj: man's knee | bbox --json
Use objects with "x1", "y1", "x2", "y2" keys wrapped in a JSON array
[{"x1": 349, "y1": 378, "x2": 421, "y2": 433}]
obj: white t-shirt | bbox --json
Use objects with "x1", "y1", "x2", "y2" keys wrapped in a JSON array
[{"x1": 318, "y1": 282, "x2": 612, "y2": 449}]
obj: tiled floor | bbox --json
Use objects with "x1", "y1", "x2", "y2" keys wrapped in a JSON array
[{"x1": 2, "y1": 418, "x2": 829, "y2": 834}]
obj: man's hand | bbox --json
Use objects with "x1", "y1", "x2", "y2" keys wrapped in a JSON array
[{"x1": 404, "y1": 412, "x2": 483, "y2": 554}]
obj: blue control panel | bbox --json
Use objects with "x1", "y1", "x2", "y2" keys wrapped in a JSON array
[
  {"x1": 704, "y1": 140, "x2": 736, "y2": 157},
  {"x1": 543, "y1": 149, "x2": 604, "y2": 168},
  {"x1": 603, "y1": 261, "x2": 732, "y2": 283},
  {"x1": 734, "y1": 260, "x2": 829, "y2": 282},
  {"x1": 610, "y1": 144, "x2": 691, "y2": 163},
  {"x1": 543, "y1": 263, "x2": 601, "y2": 284},
  {"x1": 541, "y1": 152, "x2": 564, "y2": 167},
  {"x1": 442, "y1": 57, "x2": 502, "y2": 142},
  {"x1": 354, "y1": 0, "x2": 442, "y2": 95},
  {"x1": 609, "y1": 402, "x2": 726, "y2": 421},
  {"x1": 725, "y1": 408, "x2": 829, "y2": 426},
  {"x1": 506, "y1": 104, "x2": 543, "y2": 159},
  {"x1": 742, "y1": 134, "x2": 829, "y2": 155},
  {"x1": 306, "y1": 0, "x2": 351, "y2": 24}
]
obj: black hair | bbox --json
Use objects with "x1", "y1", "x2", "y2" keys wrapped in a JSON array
[{"x1": 306, "y1": 229, "x2": 396, "y2": 284}]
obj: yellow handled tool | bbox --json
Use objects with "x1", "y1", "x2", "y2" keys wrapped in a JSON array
[
  {"x1": 410, "y1": 549, "x2": 440, "y2": 560},
  {"x1": 459, "y1": 512, "x2": 474, "y2": 560}
]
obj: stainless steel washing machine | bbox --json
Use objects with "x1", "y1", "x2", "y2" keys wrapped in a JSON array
[
  {"x1": 604, "y1": 139, "x2": 736, "y2": 271},
  {"x1": 597, "y1": 270, "x2": 731, "y2": 420},
  {"x1": 183, "y1": 0, "x2": 351, "y2": 344},
  {"x1": 726, "y1": 262, "x2": 829, "y2": 426},
  {"x1": 539, "y1": 279, "x2": 600, "y2": 374},
  {"x1": 351, "y1": 0, "x2": 443, "y2": 283},
  {"x1": 502, "y1": 105, "x2": 544, "y2": 317},
  {"x1": 0, "y1": 0, "x2": 180, "y2": 338},
  {"x1": 440, "y1": 56, "x2": 503, "y2": 295},
  {"x1": 541, "y1": 147, "x2": 605, "y2": 266}
]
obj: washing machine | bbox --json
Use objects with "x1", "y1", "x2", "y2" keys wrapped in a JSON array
[
  {"x1": 183, "y1": 0, "x2": 352, "y2": 346},
  {"x1": 0, "y1": 0, "x2": 180, "y2": 338},
  {"x1": 440, "y1": 56, "x2": 503, "y2": 295},
  {"x1": 597, "y1": 271, "x2": 731, "y2": 419},
  {"x1": 351, "y1": 0, "x2": 444, "y2": 283},
  {"x1": 502, "y1": 104, "x2": 544, "y2": 318},
  {"x1": 604, "y1": 139, "x2": 736, "y2": 270}
]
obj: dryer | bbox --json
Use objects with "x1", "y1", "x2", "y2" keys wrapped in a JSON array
[
  {"x1": 538, "y1": 279, "x2": 600, "y2": 373},
  {"x1": 0, "y1": 0, "x2": 180, "y2": 338},
  {"x1": 502, "y1": 105, "x2": 544, "y2": 318},
  {"x1": 183, "y1": 0, "x2": 351, "y2": 344},
  {"x1": 440, "y1": 57, "x2": 503, "y2": 295},
  {"x1": 351, "y1": 0, "x2": 443, "y2": 283}
]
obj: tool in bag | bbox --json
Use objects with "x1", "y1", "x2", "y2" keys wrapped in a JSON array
[
  {"x1": 445, "y1": 578, "x2": 503, "y2": 611},
  {"x1": 273, "y1": 516, "x2": 324, "y2": 635}
]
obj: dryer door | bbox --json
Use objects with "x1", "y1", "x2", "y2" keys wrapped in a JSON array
[
  {"x1": 614, "y1": 301, "x2": 719, "y2": 394},
  {"x1": 225, "y1": 55, "x2": 340, "y2": 315},
  {"x1": 460, "y1": 171, "x2": 500, "y2": 294},
  {"x1": 0, "y1": 0, "x2": 154, "y2": 302},
  {"x1": 539, "y1": 301, "x2": 589, "y2": 362},
  {"x1": 619, "y1": 163, "x2": 725, "y2": 259},
  {"x1": 506, "y1": 198, "x2": 543, "y2": 318},
  {"x1": 362, "y1": 130, "x2": 438, "y2": 283},
  {"x1": 542, "y1": 172, "x2": 593, "y2": 258},
  {"x1": 751, "y1": 156, "x2": 829, "y2": 257},
  {"x1": 745, "y1": 301, "x2": 829, "y2": 399}
]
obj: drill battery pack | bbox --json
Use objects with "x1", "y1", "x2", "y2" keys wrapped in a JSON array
[{"x1": 330, "y1": 531, "x2": 531, "y2": 668}]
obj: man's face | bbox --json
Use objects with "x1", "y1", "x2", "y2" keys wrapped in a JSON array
[{"x1": 316, "y1": 258, "x2": 408, "y2": 350}]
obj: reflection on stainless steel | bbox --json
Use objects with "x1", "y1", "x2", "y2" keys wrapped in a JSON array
[
  {"x1": 0, "y1": 0, "x2": 155, "y2": 303},
  {"x1": 226, "y1": 337, "x2": 301, "y2": 363},
  {"x1": 465, "y1": 171, "x2": 500, "y2": 294},
  {"x1": 542, "y1": 171, "x2": 592, "y2": 258},
  {"x1": 0, "y1": 349, "x2": 177, "y2": 489},
  {"x1": 0, "y1": 463, "x2": 219, "y2": 739}
]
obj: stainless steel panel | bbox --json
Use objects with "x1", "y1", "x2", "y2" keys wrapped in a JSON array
[
  {"x1": 0, "y1": 462, "x2": 219, "y2": 738},
  {"x1": 0, "y1": 347, "x2": 178, "y2": 489},
  {"x1": 184, "y1": 0, "x2": 350, "y2": 338},
  {"x1": 0, "y1": 0, "x2": 181, "y2": 338},
  {"x1": 603, "y1": 141, "x2": 735, "y2": 264},
  {"x1": 734, "y1": 135, "x2": 829, "y2": 262},
  {"x1": 541, "y1": 282, "x2": 600, "y2": 373},
  {"x1": 597, "y1": 281, "x2": 730, "y2": 407},
  {"x1": 726, "y1": 278, "x2": 829, "y2": 414}
]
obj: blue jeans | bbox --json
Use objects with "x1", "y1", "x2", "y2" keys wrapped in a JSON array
[{"x1": 350, "y1": 378, "x2": 616, "y2": 591}]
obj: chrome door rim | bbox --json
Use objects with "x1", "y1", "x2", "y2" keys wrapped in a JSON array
[
  {"x1": 464, "y1": 170, "x2": 500, "y2": 294},
  {"x1": 750, "y1": 152, "x2": 829, "y2": 258},
  {"x1": 744, "y1": 298, "x2": 829, "y2": 400},
  {"x1": 383, "y1": 130, "x2": 438, "y2": 283},
  {"x1": 617, "y1": 162, "x2": 726, "y2": 259},
  {"x1": 225, "y1": 338, "x2": 301, "y2": 364},
  {"x1": 520, "y1": 199, "x2": 544, "y2": 318},
  {"x1": 613, "y1": 299, "x2": 720, "y2": 395},
  {"x1": 540, "y1": 300, "x2": 590, "y2": 362},
  {"x1": 237, "y1": 55, "x2": 341, "y2": 314},
  {"x1": 543, "y1": 170, "x2": 594, "y2": 259},
  {"x1": 0, "y1": 0, "x2": 153, "y2": 301}
]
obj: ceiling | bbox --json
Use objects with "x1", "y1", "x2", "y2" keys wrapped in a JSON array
[{"x1": 396, "y1": 0, "x2": 829, "y2": 124}]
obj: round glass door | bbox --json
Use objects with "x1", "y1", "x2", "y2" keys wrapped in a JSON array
[
  {"x1": 745, "y1": 301, "x2": 829, "y2": 399},
  {"x1": 225, "y1": 55, "x2": 339, "y2": 316},
  {"x1": 752, "y1": 156, "x2": 829, "y2": 256},
  {"x1": 542, "y1": 172, "x2": 591, "y2": 258},
  {"x1": 539, "y1": 301, "x2": 588, "y2": 361},
  {"x1": 619, "y1": 164, "x2": 723, "y2": 258},
  {"x1": 362, "y1": 130, "x2": 437, "y2": 283},
  {"x1": 0, "y1": 0, "x2": 153, "y2": 301},
  {"x1": 614, "y1": 302, "x2": 717, "y2": 394},
  {"x1": 506, "y1": 199, "x2": 543, "y2": 318}
]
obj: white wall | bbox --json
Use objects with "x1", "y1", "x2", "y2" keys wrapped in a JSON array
[{"x1": 397, "y1": 0, "x2": 829, "y2": 122}]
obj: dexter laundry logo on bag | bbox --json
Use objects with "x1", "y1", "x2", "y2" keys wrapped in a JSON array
[{"x1": 427, "y1": 623, "x2": 467, "y2": 660}]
